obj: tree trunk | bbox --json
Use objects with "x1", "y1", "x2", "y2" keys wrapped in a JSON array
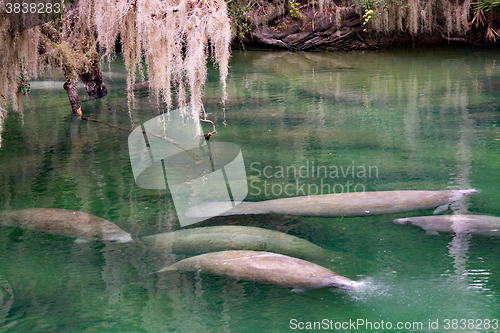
[
  {"x1": 63, "y1": 77, "x2": 82, "y2": 117},
  {"x1": 79, "y1": 69, "x2": 108, "y2": 98}
]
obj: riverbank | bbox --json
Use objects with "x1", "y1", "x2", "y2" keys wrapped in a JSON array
[{"x1": 233, "y1": 1, "x2": 500, "y2": 51}]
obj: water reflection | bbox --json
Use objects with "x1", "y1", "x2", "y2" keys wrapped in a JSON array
[
  {"x1": 143, "y1": 270, "x2": 213, "y2": 332},
  {"x1": 467, "y1": 268, "x2": 492, "y2": 291},
  {"x1": 100, "y1": 241, "x2": 145, "y2": 306},
  {"x1": 0, "y1": 275, "x2": 14, "y2": 329},
  {"x1": 443, "y1": 74, "x2": 482, "y2": 293},
  {"x1": 447, "y1": 233, "x2": 472, "y2": 281}
]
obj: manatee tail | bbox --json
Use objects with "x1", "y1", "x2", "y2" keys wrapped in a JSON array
[
  {"x1": 393, "y1": 218, "x2": 411, "y2": 225},
  {"x1": 153, "y1": 264, "x2": 181, "y2": 274},
  {"x1": 155, "y1": 267, "x2": 176, "y2": 274},
  {"x1": 185, "y1": 202, "x2": 264, "y2": 218}
]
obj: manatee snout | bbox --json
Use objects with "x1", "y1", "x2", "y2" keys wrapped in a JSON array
[
  {"x1": 455, "y1": 189, "x2": 478, "y2": 199},
  {"x1": 331, "y1": 278, "x2": 361, "y2": 290},
  {"x1": 464, "y1": 189, "x2": 478, "y2": 196}
]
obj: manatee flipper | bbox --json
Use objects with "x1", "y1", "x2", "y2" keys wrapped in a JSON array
[
  {"x1": 74, "y1": 238, "x2": 91, "y2": 244},
  {"x1": 433, "y1": 204, "x2": 449, "y2": 215},
  {"x1": 425, "y1": 230, "x2": 440, "y2": 236},
  {"x1": 291, "y1": 287, "x2": 307, "y2": 294}
]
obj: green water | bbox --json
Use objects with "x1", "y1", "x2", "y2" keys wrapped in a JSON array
[{"x1": 1, "y1": 47, "x2": 500, "y2": 332}]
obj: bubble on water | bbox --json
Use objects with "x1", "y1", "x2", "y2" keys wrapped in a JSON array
[{"x1": 343, "y1": 277, "x2": 392, "y2": 303}]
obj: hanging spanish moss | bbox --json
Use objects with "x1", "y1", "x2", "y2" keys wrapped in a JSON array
[
  {"x1": 0, "y1": 0, "x2": 232, "y2": 133},
  {"x1": 0, "y1": 2, "x2": 41, "y2": 111},
  {"x1": 369, "y1": 0, "x2": 471, "y2": 36},
  {"x1": 86, "y1": 0, "x2": 231, "y2": 123}
]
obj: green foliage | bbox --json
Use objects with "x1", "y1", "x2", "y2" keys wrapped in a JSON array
[
  {"x1": 17, "y1": 63, "x2": 31, "y2": 95},
  {"x1": 356, "y1": 0, "x2": 409, "y2": 29},
  {"x1": 277, "y1": 22, "x2": 288, "y2": 29},
  {"x1": 50, "y1": 0, "x2": 66, "y2": 27},
  {"x1": 473, "y1": 0, "x2": 500, "y2": 16},
  {"x1": 356, "y1": 0, "x2": 408, "y2": 13},
  {"x1": 289, "y1": 1, "x2": 300, "y2": 19},
  {"x1": 228, "y1": 1, "x2": 252, "y2": 39},
  {"x1": 17, "y1": 73, "x2": 30, "y2": 95}
]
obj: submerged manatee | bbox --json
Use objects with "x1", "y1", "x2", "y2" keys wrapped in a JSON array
[
  {"x1": 394, "y1": 214, "x2": 500, "y2": 237},
  {"x1": 141, "y1": 225, "x2": 354, "y2": 267},
  {"x1": 156, "y1": 250, "x2": 359, "y2": 292},
  {"x1": 186, "y1": 190, "x2": 478, "y2": 218},
  {"x1": 0, "y1": 208, "x2": 133, "y2": 242}
]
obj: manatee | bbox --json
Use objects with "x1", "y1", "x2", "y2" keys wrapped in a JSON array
[
  {"x1": 394, "y1": 214, "x2": 500, "y2": 237},
  {"x1": 141, "y1": 225, "x2": 354, "y2": 267},
  {"x1": 0, "y1": 208, "x2": 133, "y2": 242},
  {"x1": 186, "y1": 189, "x2": 478, "y2": 218},
  {"x1": 156, "y1": 250, "x2": 359, "y2": 292}
]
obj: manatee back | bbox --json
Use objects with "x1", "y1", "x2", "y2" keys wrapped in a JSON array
[
  {"x1": 184, "y1": 190, "x2": 477, "y2": 218},
  {"x1": 159, "y1": 250, "x2": 357, "y2": 290},
  {"x1": 142, "y1": 225, "x2": 325, "y2": 256},
  {"x1": 0, "y1": 208, "x2": 132, "y2": 242},
  {"x1": 394, "y1": 214, "x2": 500, "y2": 236}
]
